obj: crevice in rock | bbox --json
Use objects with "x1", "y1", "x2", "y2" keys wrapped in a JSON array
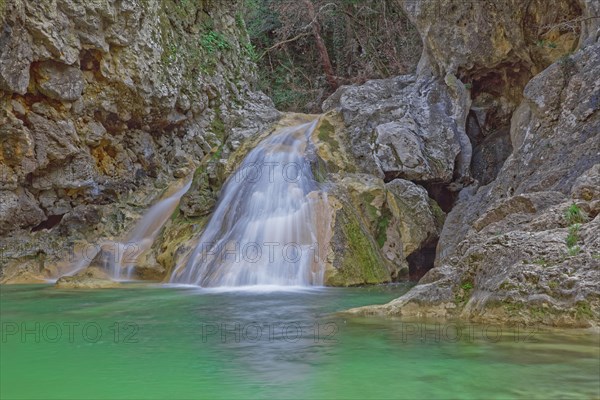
[
  {"x1": 466, "y1": 109, "x2": 513, "y2": 186},
  {"x1": 31, "y1": 214, "x2": 65, "y2": 232},
  {"x1": 416, "y1": 181, "x2": 457, "y2": 213},
  {"x1": 407, "y1": 236, "x2": 438, "y2": 281}
]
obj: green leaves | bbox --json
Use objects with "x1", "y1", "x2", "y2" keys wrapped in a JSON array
[{"x1": 200, "y1": 31, "x2": 231, "y2": 54}]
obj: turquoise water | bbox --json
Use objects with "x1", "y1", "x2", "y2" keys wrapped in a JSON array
[{"x1": 1, "y1": 284, "x2": 599, "y2": 399}]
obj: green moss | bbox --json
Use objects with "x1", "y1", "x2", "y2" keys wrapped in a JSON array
[
  {"x1": 428, "y1": 198, "x2": 446, "y2": 228},
  {"x1": 499, "y1": 281, "x2": 517, "y2": 291},
  {"x1": 532, "y1": 258, "x2": 550, "y2": 267},
  {"x1": 375, "y1": 215, "x2": 391, "y2": 248},
  {"x1": 317, "y1": 120, "x2": 339, "y2": 153},
  {"x1": 329, "y1": 210, "x2": 389, "y2": 286},
  {"x1": 503, "y1": 301, "x2": 524, "y2": 316},
  {"x1": 210, "y1": 115, "x2": 226, "y2": 140},
  {"x1": 575, "y1": 302, "x2": 593, "y2": 319},
  {"x1": 454, "y1": 279, "x2": 475, "y2": 305},
  {"x1": 0, "y1": 0, "x2": 6, "y2": 23},
  {"x1": 529, "y1": 306, "x2": 550, "y2": 319},
  {"x1": 360, "y1": 192, "x2": 378, "y2": 222},
  {"x1": 311, "y1": 157, "x2": 328, "y2": 183}
]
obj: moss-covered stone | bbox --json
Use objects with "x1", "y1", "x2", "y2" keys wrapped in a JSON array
[
  {"x1": 311, "y1": 113, "x2": 356, "y2": 173},
  {"x1": 317, "y1": 119, "x2": 339, "y2": 152},
  {"x1": 325, "y1": 204, "x2": 390, "y2": 286}
]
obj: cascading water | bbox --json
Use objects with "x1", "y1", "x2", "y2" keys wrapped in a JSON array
[
  {"x1": 62, "y1": 178, "x2": 192, "y2": 279},
  {"x1": 170, "y1": 119, "x2": 328, "y2": 287}
]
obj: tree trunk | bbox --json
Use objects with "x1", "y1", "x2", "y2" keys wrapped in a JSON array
[{"x1": 303, "y1": 0, "x2": 338, "y2": 90}]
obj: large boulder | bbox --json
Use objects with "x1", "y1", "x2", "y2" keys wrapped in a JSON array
[{"x1": 323, "y1": 76, "x2": 470, "y2": 185}]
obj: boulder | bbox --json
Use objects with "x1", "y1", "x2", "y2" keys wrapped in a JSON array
[
  {"x1": 323, "y1": 76, "x2": 469, "y2": 185},
  {"x1": 35, "y1": 60, "x2": 84, "y2": 101}
]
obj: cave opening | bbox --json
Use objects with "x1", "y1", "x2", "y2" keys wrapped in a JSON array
[{"x1": 417, "y1": 181, "x2": 458, "y2": 213}]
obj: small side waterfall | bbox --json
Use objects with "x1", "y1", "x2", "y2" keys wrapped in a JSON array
[
  {"x1": 63, "y1": 178, "x2": 192, "y2": 279},
  {"x1": 170, "y1": 119, "x2": 328, "y2": 287}
]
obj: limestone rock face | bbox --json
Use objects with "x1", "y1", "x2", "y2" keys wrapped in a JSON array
[
  {"x1": 0, "y1": 0, "x2": 279, "y2": 280},
  {"x1": 401, "y1": 0, "x2": 589, "y2": 78},
  {"x1": 398, "y1": 0, "x2": 598, "y2": 187},
  {"x1": 351, "y1": 39, "x2": 600, "y2": 327},
  {"x1": 343, "y1": 0, "x2": 600, "y2": 326},
  {"x1": 323, "y1": 76, "x2": 469, "y2": 185},
  {"x1": 35, "y1": 60, "x2": 85, "y2": 101}
]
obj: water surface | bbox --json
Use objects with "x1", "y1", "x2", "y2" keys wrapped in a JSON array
[{"x1": 1, "y1": 284, "x2": 598, "y2": 399}]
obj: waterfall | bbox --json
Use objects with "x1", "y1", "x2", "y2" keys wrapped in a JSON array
[
  {"x1": 170, "y1": 119, "x2": 328, "y2": 287},
  {"x1": 62, "y1": 178, "x2": 192, "y2": 279}
]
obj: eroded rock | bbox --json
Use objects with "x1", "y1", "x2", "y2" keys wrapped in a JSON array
[{"x1": 35, "y1": 60, "x2": 84, "y2": 101}]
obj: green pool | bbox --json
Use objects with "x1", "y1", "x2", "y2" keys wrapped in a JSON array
[{"x1": 1, "y1": 284, "x2": 598, "y2": 399}]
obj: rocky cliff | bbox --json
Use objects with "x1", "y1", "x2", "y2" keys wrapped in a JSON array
[
  {"x1": 336, "y1": 0, "x2": 600, "y2": 327},
  {"x1": 0, "y1": 0, "x2": 278, "y2": 282}
]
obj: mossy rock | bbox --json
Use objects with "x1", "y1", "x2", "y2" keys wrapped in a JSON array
[
  {"x1": 311, "y1": 112, "x2": 357, "y2": 174},
  {"x1": 325, "y1": 203, "x2": 391, "y2": 286}
]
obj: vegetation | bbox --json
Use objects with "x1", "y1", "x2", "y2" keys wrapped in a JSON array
[
  {"x1": 454, "y1": 280, "x2": 474, "y2": 305},
  {"x1": 564, "y1": 203, "x2": 588, "y2": 224},
  {"x1": 566, "y1": 223, "x2": 580, "y2": 248},
  {"x1": 200, "y1": 30, "x2": 232, "y2": 54},
  {"x1": 243, "y1": 0, "x2": 421, "y2": 111},
  {"x1": 317, "y1": 120, "x2": 338, "y2": 152},
  {"x1": 567, "y1": 246, "x2": 581, "y2": 256}
]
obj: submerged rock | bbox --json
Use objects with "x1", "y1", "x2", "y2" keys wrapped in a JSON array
[{"x1": 55, "y1": 267, "x2": 119, "y2": 289}]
